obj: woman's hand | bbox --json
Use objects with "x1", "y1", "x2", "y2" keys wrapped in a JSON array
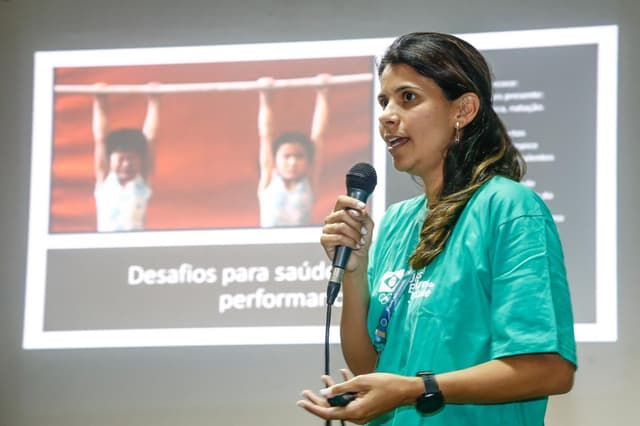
[
  {"x1": 320, "y1": 195, "x2": 374, "y2": 272},
  {"x1": 297, "y1": 369, "x2": 352, "y2": 411},
  {"x1": 297, "y1": 372, "x2": 422, "y2": 425}
]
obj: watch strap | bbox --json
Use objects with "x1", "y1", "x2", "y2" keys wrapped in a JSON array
[{"x1": 417, "y1": 371, "x2": 440, "y2": 394}]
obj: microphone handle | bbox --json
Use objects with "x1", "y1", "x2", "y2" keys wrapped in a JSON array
[
  {"x1": 332, "y1": 188, "x2": 369, "y2": 270},
  {"x1": 329, "y1": 187, "x2": 371, "y2": 285}
]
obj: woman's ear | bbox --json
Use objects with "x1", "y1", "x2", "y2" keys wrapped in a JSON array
[{"x1": 455, "y1": 92, "x2": 480, "y2": 127}]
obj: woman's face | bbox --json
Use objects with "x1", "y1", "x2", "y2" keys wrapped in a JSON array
[{"x1": 377, "y1": 63, "x2": 458, "y2": 183}]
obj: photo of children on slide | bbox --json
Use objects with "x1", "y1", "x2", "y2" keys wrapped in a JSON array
[{"x1": 49, "y1": 56, "x2": 374, "y2": 233}]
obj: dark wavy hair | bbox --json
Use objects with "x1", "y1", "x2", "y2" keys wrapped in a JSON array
[{"x1": 378, "y1": 32, "x2": 526, "y2": 270}]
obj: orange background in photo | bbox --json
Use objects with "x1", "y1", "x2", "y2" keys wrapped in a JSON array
[{"x1": 49, "y1": 56, "x2": 374, "y2": 233}]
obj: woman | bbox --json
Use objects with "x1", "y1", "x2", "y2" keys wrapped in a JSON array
[{"x1": 297, "y1": 32, "x2": 577, "y2": 425}]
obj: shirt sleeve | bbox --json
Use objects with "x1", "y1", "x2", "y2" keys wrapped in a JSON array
[{"x1": 489, "y1": 214, "x2": 577, "y2": 367}]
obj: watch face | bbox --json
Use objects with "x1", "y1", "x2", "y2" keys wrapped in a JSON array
[{"x1": 416, "y1": 392, "x2": 444, "y2": 414}]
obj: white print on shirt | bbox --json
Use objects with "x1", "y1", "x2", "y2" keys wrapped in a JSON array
[
  {"x1": 378, "y1": 270, "x2": 406, "y2": 293},
  {"x1": 377, "y1": 269, "x2": 436, "y2": 304},
  {"x1": 408, "y1": 279, "x2": 436, "y2": 300},
  {"x1": 406, "y1": 270, "x2": 435, "y2": 300}
]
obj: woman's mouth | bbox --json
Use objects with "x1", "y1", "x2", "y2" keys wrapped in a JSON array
[{"x1": 387, "y1": 136, "x2": 409, "y2": 152}]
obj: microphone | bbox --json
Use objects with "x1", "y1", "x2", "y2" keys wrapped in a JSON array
[{"x1": 327, "y1": 162, "x2": 377, "y2": 305}]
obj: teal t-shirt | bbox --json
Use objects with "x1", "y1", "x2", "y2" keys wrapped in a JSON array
[{"x1": 366, "y1": 176, "x2": 577, "y2": 426}]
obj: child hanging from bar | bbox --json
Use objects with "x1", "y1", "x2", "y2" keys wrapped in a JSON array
[
  {"x1": 92, "y1": 85, "x2": 159, "y2": 232},
  {"x1": 256, "y1": 74, "x2": 330, "y2": 227}
]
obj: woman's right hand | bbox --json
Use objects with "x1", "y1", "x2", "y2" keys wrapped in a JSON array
[{"x1": 320, "y1": 195, "x2": 374, "y2": 272}]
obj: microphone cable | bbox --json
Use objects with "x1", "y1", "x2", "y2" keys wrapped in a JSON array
[
  {"x1": 322, "y1": 162, "x2": 376, "y2": 426},
  {"x1": 324, "y1": 283, "x2": 346, "y2": 426}
]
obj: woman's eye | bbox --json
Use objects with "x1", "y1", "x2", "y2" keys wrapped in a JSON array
[
  {"x1": 378, "y1": 97, "x2": 388, "y2": 108},
  {"x1": 402, "y1": 92, "x2": 416, "y2": 102}
]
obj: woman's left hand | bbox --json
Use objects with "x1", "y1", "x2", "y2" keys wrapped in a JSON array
[{"x1": 297, "y1": 371, "x2": 421, "y2": 425}]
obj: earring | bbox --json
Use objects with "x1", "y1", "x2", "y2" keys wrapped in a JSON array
[{"x1": 455, "y1": 121, "x2": 461, "y2": 143}]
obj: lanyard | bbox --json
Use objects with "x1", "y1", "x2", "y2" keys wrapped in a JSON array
[{"x1": 373, "y1": 270, "x2": 414, "y2": 353}]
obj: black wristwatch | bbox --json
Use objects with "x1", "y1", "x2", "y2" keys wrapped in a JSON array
[{"x1": 415, "y1": 371, "x2": 444, "y2": 414}]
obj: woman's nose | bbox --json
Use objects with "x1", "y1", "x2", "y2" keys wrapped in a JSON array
[{"x1": 378, "y1": 105, "x2": 399, "y2": 128}]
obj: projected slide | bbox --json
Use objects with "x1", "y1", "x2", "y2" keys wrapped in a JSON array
[{"x1": 24, "y1": 26, "x2": 617, "y2": 349}]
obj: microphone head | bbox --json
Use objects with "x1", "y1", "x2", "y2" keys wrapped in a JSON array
[{"x1": 346, "y1": 162, "x2": 377, "y2": 194}]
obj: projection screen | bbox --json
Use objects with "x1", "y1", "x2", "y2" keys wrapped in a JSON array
[{"x1": 23, "y1": 25, "x2": 617, "y2": 349}]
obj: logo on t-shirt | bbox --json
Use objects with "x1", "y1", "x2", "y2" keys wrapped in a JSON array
[
  {"x1": 379, "y1": 270, "x2": 405, "y2": 293},
  {"x1": 377, "y1": 270, "x2": 405, "y2": 304},
  {"x1": 377, "y1": 270, "x2": 437, "y2": 304}
]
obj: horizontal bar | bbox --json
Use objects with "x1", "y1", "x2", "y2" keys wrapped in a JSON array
[{"x1": 55, "y1": 73, "x2": 373, "y2": 95}]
